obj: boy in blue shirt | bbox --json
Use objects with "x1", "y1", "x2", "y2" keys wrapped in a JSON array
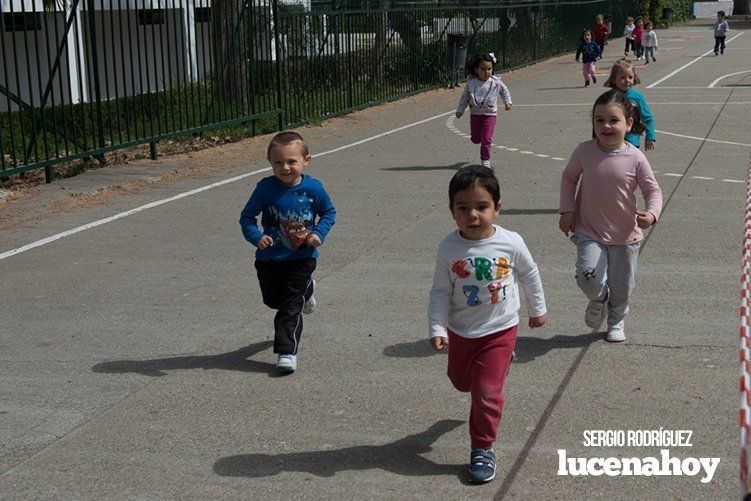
[{"x1": 240, "y1": 132, "x2": 336, "y2": 373}]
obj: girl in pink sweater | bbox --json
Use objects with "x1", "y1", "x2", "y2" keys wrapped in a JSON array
[{"x1": 558, "y1": 89, "x2": 662, "y2": 342}]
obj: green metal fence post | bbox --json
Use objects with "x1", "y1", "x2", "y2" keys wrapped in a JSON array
[
  {"x1": 273, "y1": 0, "x2": 284, "y2": 130},
  {"x1": 86, "y1": 0, "x2": 106, "y2": 159}
]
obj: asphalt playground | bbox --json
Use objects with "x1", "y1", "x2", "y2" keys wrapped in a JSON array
[{"x1": 1, "y1": 18, "x2": 750, "y2": 500}]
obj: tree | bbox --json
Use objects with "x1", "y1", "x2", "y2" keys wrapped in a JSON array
[
  {"x1": 734, "y1": 0, "x2": 750, "y2": 15},
  {"x1": 211, "y1": 0, "x2": 249, "y2": 104}
]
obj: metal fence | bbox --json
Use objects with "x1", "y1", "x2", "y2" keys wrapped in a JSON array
[{"x1": 1, "y1": 0, "x2": 633, "y2": 182}]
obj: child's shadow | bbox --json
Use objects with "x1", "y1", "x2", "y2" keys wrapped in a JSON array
[
  {"x1": 213, "y1": 419, "x2": 465, "y2": 480},
  {"x1": 513, "y1": 332, "x2": 603, "y2": 363},
  {"x1": 383, "y1": 332, "x2": 602, "y2": 363},
  {"x1": 91, "y1": 340, "x2": 275, "y2": 377}
]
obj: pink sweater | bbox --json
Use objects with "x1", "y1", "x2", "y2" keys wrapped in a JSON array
[{"x1": 559, "y1": 140, "x2": 662, "y2": 245}]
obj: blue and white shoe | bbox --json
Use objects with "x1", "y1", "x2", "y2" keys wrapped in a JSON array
[
  {"x1": 468, "y1": 448, "x2": 496, "y2": 483},
  {"x1": 276, "y1": 354, "x2": 297, "y2": 373}
]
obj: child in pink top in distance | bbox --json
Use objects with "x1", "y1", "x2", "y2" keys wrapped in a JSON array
[{"x1": 559, "y1": 89, "x2": 662, "y2": 342}]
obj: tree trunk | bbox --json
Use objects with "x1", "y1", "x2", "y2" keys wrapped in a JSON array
[
  {"x1": 734, "y1": 0, "x2": 750, "y2": 15},
  {"x1": 372, "y1": 0, "x2": 389, "y2": 79},
  {"x1": 388, "y1": 11, "x2": 420, "y2": 51},
  {"x1": 212, "y1": 0, "x2": 248, "y2": 104}
]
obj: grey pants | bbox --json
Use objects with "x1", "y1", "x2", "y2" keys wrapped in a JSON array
[{"x1": 571, "y1": 232, "x2": 640, "y2": 326}]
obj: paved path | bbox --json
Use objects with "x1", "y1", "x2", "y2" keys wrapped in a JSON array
[{"x1": 1, "y1": 19, "x2": 750, "y2": 500}]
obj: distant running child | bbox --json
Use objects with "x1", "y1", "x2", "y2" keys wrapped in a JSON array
[
  {"x1": 593, "y1": 15, "x2": 611, "y2": 55},
  {"x1": 714, "y1": 10, "x2": 729, "y2": 55},
  {"x1": 576, "y1": 28, "x2": 602, "y2": 87},
  {"x1": 240, "y1": 132, "x2": 337, "y2": 373},
  {"x1": 559, "y1": 89, "x2": 662, "y2": 342},
  {"x1": 604, "y1": 58, "x2": 655, "y2": 150},
  {"x1": 642, "y1": 21, "x2": 658, "y2": 64},
  {"x1": 429, "y1": 165, "x2": 547, "y2": 483},
  {"x1": 456, "y1": 53, "x2": 512, "y2": 169},
  {"x1": 623, "y1": 17, "x2": 636, "y2": 56},
  {"x1": 632, "y1": 17, "x2": 645, "y2": 60}
]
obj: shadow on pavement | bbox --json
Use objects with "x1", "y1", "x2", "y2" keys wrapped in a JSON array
[
  {"x1": 382, "y1": 162, "x2": 468, "y2": 172},
  {"x1": 91, "y1": 340, "x2": 275, "y2": 377},
  {"x1": 514, "y1": 331, "x2": 603, "y2": 363},
  {"x1": 535, "y1": 85, "x2": 586, "y2": 90},
  {"x1": 383, "y1": 332, "x2": 602, "y2": 362},
  {"x1": 501, "y1": 208, "x2": 559, "y2": 216},
  {"x1": 383, "y1": 339, "x2": 445, "y2": 358},
  {"x1": 213, "y1": 419, "x2": 465, "y2": 479}
]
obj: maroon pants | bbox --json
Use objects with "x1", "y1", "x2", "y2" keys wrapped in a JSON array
[
  {"x1": 469, "y1": 114, "x2": 497, "y2": 161},
  {"x1": 448, "y1": 325, "x2": 517, "y2": 450}
]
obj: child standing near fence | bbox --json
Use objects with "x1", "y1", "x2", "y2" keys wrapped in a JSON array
[
  {"x1": 714, "y1": 10, "x2": 729, "y2": 55},
  {"x1": 239, "y1": 132, "x2": 337, "y2": 373},
  {"x1": 642, "y1": 21, "x2": 658, "y2": 64},
  {"x1": 429, "y1": 165, "x2": 547, "y2": 483},
  {"x1": 559, "y1": 89, "x2": 662, "y2": 342},
  {"x1": 456, "y1": 53, "x2": 512, "y2": 169},
  {"x1": 623, "y1": 17, "x2": 636, "y2": 56},
  {"x1": 604, "y1": 58, "x2": 655, "y2": 150},
  {"x1": 576, "y1": 29, "x2": 602, "y2": 87},
  {"x1": 593, "y1": 15, "x2": 610, "y2": 55}
]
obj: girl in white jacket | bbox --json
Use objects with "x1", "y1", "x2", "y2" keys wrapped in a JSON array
[{"x1": 455, "y1": 53, "x2": 512, "y2": 169}]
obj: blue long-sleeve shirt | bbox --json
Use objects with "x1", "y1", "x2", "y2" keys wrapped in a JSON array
[
  {"x1": 575, "y1": 40, "x2": 601, "y2": 63},
  {"x1": 625, "y1": 88, "x2": 655, "y2": 147},
  {"x1": 240, "y1": 174, "x2": 336, "y2": 260}
]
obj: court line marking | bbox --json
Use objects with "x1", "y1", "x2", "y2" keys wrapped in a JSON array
[
  {"x1": 647, "y1": 32, "x2": 745, "y2": 88},
  {"x1": 0, "y1": 111, "x2": 454, "y2": 261},
  {"x1": 4, "y1": 91, "x2": 750, "y2": 262},
  {"x1": 708, "y1": 69, "x2": 751, "y2": 88},
  {"x1": 445, "y1": 117, "x2": 747, "y2": 182}
]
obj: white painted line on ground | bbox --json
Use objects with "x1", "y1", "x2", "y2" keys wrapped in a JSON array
[
  {"x1": 664, "y1": 173, "x2": 684, "y2": 177},
  {"x1": 0, "y1": 167, "x2": 271, "y2": 261},
  {"x1": 1, "y1": 111, "x2": 456, "y2": 262},
  {"x1": 513, "y1": 101, "x2": 751, "y2": 106},
  {"x1": 692, "y1": 176, "x2": 714, "y2": 180},
  {"x1": 647, "y1": 32, "x2": 745, "y2": 88},
  {"x1": 656, "y1": 129, "x2": 751, "y2": 147},
  {"x1": 724, "y1": 179, "x2": 745, "y2": 183},
  {"x1": 708, "y1": 69, "x2": 751, "y2": 88},
  {"x1": 648, "y1": 86, "x2": 750, "y2": 90}
]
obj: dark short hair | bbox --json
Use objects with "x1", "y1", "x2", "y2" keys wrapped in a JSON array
[
  {"x1": 448, "y1": 165, "x2": 501, "y2": 208},
  {"x1": 465, "y1": 52, "x2": 496, "y2": 77},
  {"x1": 718, "y1": 10, "x2": 725, "y2": 16},
  {"x1": 591, "y1": 88, "x2": 646, "y2": 137},
  {"x1": 267, "y1": 131, "x2": 309, "y2": 157}
]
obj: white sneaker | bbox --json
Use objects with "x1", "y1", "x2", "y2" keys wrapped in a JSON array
[
  {"x1": 276, "y1": 354, "x2": 297, "y2": 372},
  {"x1": 302, "y1": 279, "x2": 316, "y2": 314},
  {"x1": 606, "y1": 320, "x2": 626, "y2": 343},
  {"x1": 481, "y1": 160, "x2": 491, "y2": 169},
  {"x1": 584, "y1": 289, "x2": 608, "y2": 330}
]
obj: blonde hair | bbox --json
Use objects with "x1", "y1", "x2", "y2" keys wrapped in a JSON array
[
  {"x1": 596, "y1": 14, "x2": 604, "y2": 22},
  {"x1": 626, "y1": 16, "x2": 634, "y2": 23},
  {"x1": 604, "y1": 58, "x2": 641, "y2": 88}
]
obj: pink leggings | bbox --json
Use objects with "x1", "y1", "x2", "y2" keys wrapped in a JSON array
[
  {"x1": 470, "y1": 114, "x2": 497, "y2": 161},
  {"x1": 447, "y1": 325, "x2": 517, "y2": 450},
  {"x1": 582, "y1": 62, "x2": 596, "y2": 82}
]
